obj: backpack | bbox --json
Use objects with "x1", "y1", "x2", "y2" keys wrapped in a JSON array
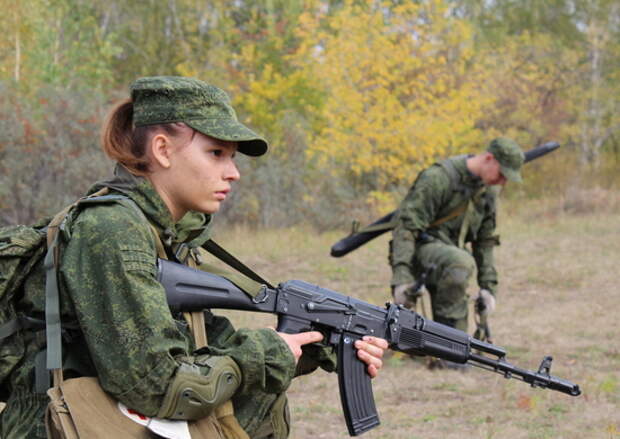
[
  {"x1": 0, "y1": 218, "x2": 50, "y2": 397},
  {"x1": 0, "y1": 189, "x2": 113, "y2": 398}
]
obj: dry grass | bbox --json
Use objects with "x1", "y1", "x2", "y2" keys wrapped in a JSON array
[{"x1": 209, "y1": 197, "x2": 620, "y2": 439}]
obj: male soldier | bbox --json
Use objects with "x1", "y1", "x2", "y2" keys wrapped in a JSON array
[{"x1": 389, "y1": 138, "x2": 524, "y2": 356}]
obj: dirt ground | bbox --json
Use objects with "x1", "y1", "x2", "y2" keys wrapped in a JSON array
[{"x1": 214, "y1": 202, "x2": 619, "y2": 439}]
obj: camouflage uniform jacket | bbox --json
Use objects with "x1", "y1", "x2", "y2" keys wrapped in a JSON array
[
  {"x1": 0, "y1": 165, "x2": 297, "y2": 438},
  {"x1": 391, "y1": 156, "x2": 499, "y2": 294}
]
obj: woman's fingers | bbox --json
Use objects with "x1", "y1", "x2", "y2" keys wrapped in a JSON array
[
  {"x1": 275, "y1": 330, "x2": 324, "y2": 363},
  {"x1": 355, "y1": 336, "x2": 388, "y2": 378}
]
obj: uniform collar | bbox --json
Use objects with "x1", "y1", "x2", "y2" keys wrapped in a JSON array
[
  {"x1": 453, "y1": 155, "x2": 484, "y2": 189},
  {"x1": 87, "y1": 164, "x2": 212, "y2": 247}
]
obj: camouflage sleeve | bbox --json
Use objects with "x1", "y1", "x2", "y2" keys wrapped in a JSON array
[
  {"x1": 204, "y1": 314, "x2": 297, "y2": 434},
  {"x1": 59, "y1": 203, "x2": 186, "y2": 416},
  {"x1": 294, "y1": 344, "x2": 337, "y2": 376},
  {"x1": 202, "y1": 314, "x2": 296, "y2": 396},
  {"x1": 390, "y1": 167, "x2": 451, "y2": 286},
  {"x1": 471, "y1": 193, "x2": 499, "y2": 295}
]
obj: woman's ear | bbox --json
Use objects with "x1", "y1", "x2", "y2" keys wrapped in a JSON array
[{"x1": 150, "y1": 134, "x2": 172, "y2": 169}]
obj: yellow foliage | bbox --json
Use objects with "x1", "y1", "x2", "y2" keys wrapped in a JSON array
[{"x1": 294, "y1": 0, "x2": 489, "y2": 203}]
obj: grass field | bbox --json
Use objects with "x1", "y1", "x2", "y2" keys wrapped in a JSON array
[{"x1": 211, "y1": 196, "x2": 619, "y2": 439}]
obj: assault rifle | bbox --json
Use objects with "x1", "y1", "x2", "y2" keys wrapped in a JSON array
[
  {"x1": 330, "y1": 141, "x2": 561, "y2": 257},
  {"x1": 157, "y1": 259, "x2": 581, "y2": 437}
]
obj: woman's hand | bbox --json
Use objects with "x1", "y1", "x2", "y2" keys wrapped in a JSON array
[
  {"x1": 354, "y1": 336, "x2": 388, "y2": 378},
  {"x1": 276, "y1": 330, "x2": 324, "y2": 363},
  {"x1": 276, "y1": 330, "x2": 388, "y2": 378}
]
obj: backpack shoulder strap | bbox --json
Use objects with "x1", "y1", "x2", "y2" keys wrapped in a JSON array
[
  {"x1": 456, "y1": 186, "x2": 486, "y2": 248},
  {"x1": 44, "y1": 187, "x2": 112, "y2": 390},
  {"x1": 44, "y1": 188, "x2": 149, "y2": 389},
  {"x1": 437, "y1": 155, "x2": 468, "y2": 194},
  {"x1": 428, "y1": 155, "x2": 482, "y2": 229}
]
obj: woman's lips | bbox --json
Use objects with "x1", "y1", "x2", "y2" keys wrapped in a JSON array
[{"x1": 214, "y1": 190, "x2": 229, "y2": 201}]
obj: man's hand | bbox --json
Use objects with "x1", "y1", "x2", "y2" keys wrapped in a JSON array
[
  {"x1": 355, "y1": 336, "x2": 388, "y2": 378},
  {"x1": 475, "y1": 289, "x2": 496, "y2": 316},
  {"x1": 392, "y1": 283, "x2": 416, "y2": 308}
]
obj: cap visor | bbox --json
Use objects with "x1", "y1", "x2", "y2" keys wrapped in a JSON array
[{"x1": 186, "y1": 119, "x2": 268, "y2": 156}]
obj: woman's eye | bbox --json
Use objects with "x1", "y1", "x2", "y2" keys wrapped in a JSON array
[{"x1": 209, "y1": 148, "x2": 223, "y2": 157}]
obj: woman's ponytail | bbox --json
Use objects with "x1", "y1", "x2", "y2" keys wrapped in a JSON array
[{"x1": 101, "y1": 99, "x2": 150, "y2": 175}]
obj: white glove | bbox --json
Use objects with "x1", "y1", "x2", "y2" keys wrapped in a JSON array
[
  {"x1": 392, "y1": 283, "x2": 416, "y2": 308},
  {"x1": 475, "y1": 289, "x2": 496, "y2": 316}
]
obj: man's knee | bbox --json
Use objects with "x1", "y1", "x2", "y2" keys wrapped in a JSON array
[
  {"x1": 433, "y1": 265, "x2": 473, "y2": 330},
  {"x1": 432, "y1": 262, "x2": 474, "y2": 311},
  {"x1": 440, "y1": 263, "x2": 474, "y2": 290}
]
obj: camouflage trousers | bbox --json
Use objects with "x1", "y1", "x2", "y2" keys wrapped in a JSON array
[{"x1": 412, "y1": 241, "x2": 476, "y2": 332}]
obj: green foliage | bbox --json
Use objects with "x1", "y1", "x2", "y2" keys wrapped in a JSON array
[
  {"x1": 548, "y1": 404, "x2": 568, "y2": 414},
  {"x1": 455, "y1": 0, "x2": 581, "y2": 47},
  {"x1": 0, "y1": 0, "x2": 120, "y2": 94},
  {"x1": 597, "y1": 376, "x2": 618, "y2": 395}
]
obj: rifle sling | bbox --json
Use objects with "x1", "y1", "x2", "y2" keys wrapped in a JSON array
[
  {"x1": 202, "y1": 240, "x2": 274, "y2": 289},
  {"x1": 355, "y1": 220, "x2": 396, "y2": 234},
  {"x1": 355, "y1": 199, "x2": 468, "y2": 237},
  {"x1": 428, "y1": 202, "x2": 468, "y2": 229}
]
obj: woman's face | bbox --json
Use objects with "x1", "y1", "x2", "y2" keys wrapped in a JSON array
[{"x1": 157, "y1": 131, "x2": 240, "y2": 220}]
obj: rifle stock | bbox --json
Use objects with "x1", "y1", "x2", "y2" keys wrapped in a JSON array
[
  {"x1": 330, "y1": 141, "x2": 560, "y2": 257},
  {"x1": 157, "y1": 258, "x2": 580, "y2": 437}
]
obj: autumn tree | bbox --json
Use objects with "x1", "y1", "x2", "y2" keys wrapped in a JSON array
[
  {"x1": 459, "y1": 0, "x2": 620, "y2": 177},
  {"x1": 294, "y1": 0, "x2": 490, "y2": 214},
  {"x1": 1, "y1": 0, "x2": 617, "y2": 226},
  {"x1": 0, "y1": 0, "x2": 120, "y2": 224},
  {"x1": 571, "y1": 0, "x2": 620, "y2": 168}
]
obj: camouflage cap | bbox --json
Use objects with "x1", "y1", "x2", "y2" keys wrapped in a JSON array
[
  {"x1": 130, "y1": 76, "x2": 268, "y2": 156},
  {"x1": 487, "y1": 137, "x2": 524, "y2": 182}
]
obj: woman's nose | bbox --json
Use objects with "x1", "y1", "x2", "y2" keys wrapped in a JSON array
[{"x1": 224, "y1": 159, "x2": 240, "y2": 181}]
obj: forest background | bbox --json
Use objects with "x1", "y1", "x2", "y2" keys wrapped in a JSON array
[{"x1": 1, "y1": 0, "x2": 619, "y2": 228}]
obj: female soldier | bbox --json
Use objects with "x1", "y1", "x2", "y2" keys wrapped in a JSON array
[{"x1": 0, "y1": 76, "x2": 386, "y2": 438}]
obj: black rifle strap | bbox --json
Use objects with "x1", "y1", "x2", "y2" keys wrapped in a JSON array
[{"x1": 202, "y1": 239, "x2": 274, "y2": 289}]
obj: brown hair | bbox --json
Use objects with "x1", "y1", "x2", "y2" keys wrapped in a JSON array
[{"x1": 101, "y1": 99, "x2": 195, "y2": 176}]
